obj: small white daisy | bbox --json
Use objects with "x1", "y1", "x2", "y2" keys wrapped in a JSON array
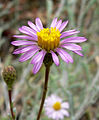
[{"x1": 44, "y1": 94, "x2": 69, "y2": 120}]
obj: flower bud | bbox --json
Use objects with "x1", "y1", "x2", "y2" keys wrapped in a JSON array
[{"x1": 2, "y1": 66, "x2": 16, "y2": 90}]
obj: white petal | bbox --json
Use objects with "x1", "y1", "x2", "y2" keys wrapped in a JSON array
[
  {"x1": 61, "y1": 102, "x2": 69, "y2": 109},
  {"x1": 60, "y1": 109, "x2": 69, "y2": 117}
]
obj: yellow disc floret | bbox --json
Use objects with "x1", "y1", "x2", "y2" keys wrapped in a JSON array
[
  {"x1": 53, "y1": 102, "x2": 61, "y2": 111},
  {"x1": 37, "y1": 27, "x2": 61, "y2": 51}
]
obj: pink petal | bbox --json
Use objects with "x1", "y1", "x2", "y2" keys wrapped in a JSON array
[
  {"x1": 60, "y1": 43, "x2": 82, "y2": 51},
  {"x1": 62, "y1": 29, "x2": 76, "y2": 33},
  {"x1": 50, "y1": 18, "x2": 57, "y2": 28},
  {"x1": 11, "y1": 40, "x2": 36, "y2": 46},
  {"x1": 28, "y1": 21, "x2": 39, "y2": 32},
  {"x1": 19, "y1": 48, "x2": 40, "y2": 62},
  {"x1": 19, "y1": 28, "x2": 37, "y2": 39},
  {"x1": 35, "y1": 18, "x2": 43, "y2": 30},
  {"x1": 73, "y1": 50, "x2": 84, "y2": 56},
  {"x1": 55, "y1": 20, "x2": 62, "y2": 29},
  {"x1": 55, "y1": 48, "x2": 69, "y2": 63},
  {"x1": 61, "y1": 37, "x2": 87, "y2": 44},
  {"x1": 13, "y1": 45, "x2": 36, "y2": 54},
  {"x1": 13, "y1": 35, "x2": 37, "y2": 41},
  {"x1": 58, "y1": 20, "x2": 68, "y2": 32},
  {"x1": 55, "y1": 48, "x2": 73, "y2": 63},
  {"x1": 32, "y1": 52, "x2": 46, "y2": 74},
  {"x1": 60, "y1": 30, "x2": 80, "y2": 39},
  {"x1": 22, "y1": 26, "x2": 37, "y2": 35},
  {"x1": 31, "y1": 50, "x2": 46, "y2": 64},
  {"x1": 50, "y1": 50, "x2": 59, "y2": 66},
  {"x1": 19, "y1": 27, "x2": 32, "y2": 36}
]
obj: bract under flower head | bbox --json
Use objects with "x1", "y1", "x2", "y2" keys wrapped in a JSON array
[{"x1": 11, "y1": 17, "x2": 87, "y2": 74}]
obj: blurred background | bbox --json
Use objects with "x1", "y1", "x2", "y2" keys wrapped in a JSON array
[{"x1": 0, "y1": 0, "x2": 99, "y2": 120}]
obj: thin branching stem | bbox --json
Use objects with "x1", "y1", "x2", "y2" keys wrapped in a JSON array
[{"x1": 37, "y1": 66, "x2": 50, "y2": 120}]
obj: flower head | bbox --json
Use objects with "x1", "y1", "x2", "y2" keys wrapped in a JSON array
[
  {"x1": 11, "y1": 18, "x2": 87, "y2": 74},
  {"x1": 44, "y1": 94, "x2": 69, "y2": 120}
]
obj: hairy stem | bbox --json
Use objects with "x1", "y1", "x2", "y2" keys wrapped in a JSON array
[
  {"x1": 37, "y1": 66, "x2": 50, "y2": 120},
  {"x1": 8, "y1": 90, "x2": 15, "y2": 120}
]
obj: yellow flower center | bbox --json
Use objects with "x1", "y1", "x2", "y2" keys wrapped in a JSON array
[
  {"x1": 37, "y1": 27, "x2": 61, "y2": 51},
  {"x1": 53, "y1": 102, "x2": 61, "y2": 111}
]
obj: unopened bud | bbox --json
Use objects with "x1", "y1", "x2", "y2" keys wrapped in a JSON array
[{"x1": 2, "y1": 66, "x2": 16, "y2": 90}]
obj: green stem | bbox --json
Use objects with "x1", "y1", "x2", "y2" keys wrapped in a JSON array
[
  {"x1": 8, "y1": 90, "x2": 15, "y2": 120},
  {"x1": 37, "y1": 66, "x2": 50, "y2": 120}
]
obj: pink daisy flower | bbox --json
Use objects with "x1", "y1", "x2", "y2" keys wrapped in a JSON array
[
  {"x1": 11, "y1": 18, "x2": 87, "y2": 74},
  {"x1": 44, "y1": 94, "x2": 69, "y2": 120}
]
